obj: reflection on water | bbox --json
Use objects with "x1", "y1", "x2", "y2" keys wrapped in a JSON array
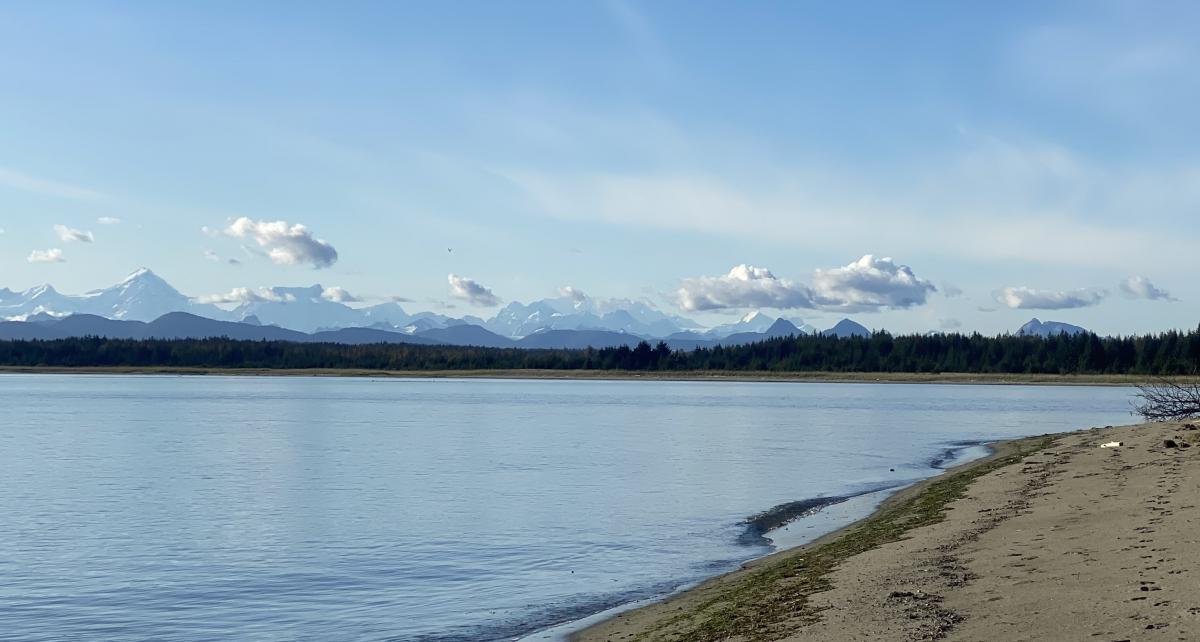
[{"x1": 0, "y1": 375, "x2": 1133, "y2": 641}]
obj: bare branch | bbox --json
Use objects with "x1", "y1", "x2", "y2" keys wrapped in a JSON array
[{"x1": 1134, "y1": 379, "x2": 1200, "y2": 422}]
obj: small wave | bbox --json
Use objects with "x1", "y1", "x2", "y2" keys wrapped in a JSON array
[
  {"x1": 740, "y1": 483, "x2": 903, "y2": 546},
  {"x1": 407, "y1": 580, "x2": 683, "y2": 642},
  {"x1": 929, "y1": 440, "x2": 991, "y2": 469}
]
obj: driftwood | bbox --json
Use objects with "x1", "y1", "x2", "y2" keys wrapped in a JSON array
[{"x1": 1134, "y1": 380, "x2": 1200, "y2": 422}]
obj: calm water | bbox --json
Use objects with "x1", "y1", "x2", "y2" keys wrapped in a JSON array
[{"x1": 0, "y1": 375, "x2": 1134, "y2": 641}]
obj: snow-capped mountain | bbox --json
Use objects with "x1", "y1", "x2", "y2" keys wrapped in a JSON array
[
  {"x1": 704, "y1": 311, "x2": 778, "y2": 338},
  {"x1": 232, "y1": 285, "x2": 372, "y2": 333},
  {"x1": 0, "y1": 268, "x2": 226, "y2": 322},
  {"x1": 484, "y1": 295, "x2": 699, "y2": 339},
  {"x1": 357, "y1": 302, "x2": 414, "y2": 328},
  {"x1": 80, "y1": 268, "x2": 228, "y2": 321},
  {"x1": 0, "y1": 269, "x2": 850, "y2": 343},
  {"x1": 1016, "y1": 318, "x2": 1088, "y2": 337}
]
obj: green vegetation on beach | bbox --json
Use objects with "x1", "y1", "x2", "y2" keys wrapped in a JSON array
[{"x1": 619, "y1": 435, "x2": 1057, "y2": 642}]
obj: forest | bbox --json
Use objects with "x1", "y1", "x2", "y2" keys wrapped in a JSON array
[{"x1": 1, "y1": 328, "x2": 1199, "y2": 375}]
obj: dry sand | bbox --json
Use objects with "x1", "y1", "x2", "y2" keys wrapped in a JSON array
[{"x1": 574, "y1": 421, "x2": 1200, "y2": 642}]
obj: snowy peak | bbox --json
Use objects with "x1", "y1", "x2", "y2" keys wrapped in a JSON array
[
  {"x1": 705, "y1": 311, "x2": 777, "y2": 338},
  {"x1": 0, "y1": 269, "x2": 227, "y2": 322},
  {"x1": 1017, "y1": 318, "x2": 1088, "y2": 337},
  {"x1": 121, "y1": 267, "x2": 159, "y2": 284},
  {"x1": 740, "y1": 310, "x2": 766, "y2": 324}
]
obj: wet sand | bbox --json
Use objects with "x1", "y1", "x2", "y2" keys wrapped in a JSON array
[{"x1": 574, "y1": 421, "x2": 1200, "y2": 641}]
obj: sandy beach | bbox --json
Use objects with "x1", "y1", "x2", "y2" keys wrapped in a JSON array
[{"x1": 574, "y1": 421, "x2": 1200, "y2": 641}]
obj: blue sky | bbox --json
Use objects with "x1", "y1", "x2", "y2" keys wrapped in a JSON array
[{"x1": 1, "y1": 1, "x2": 1197, "y2": 334}]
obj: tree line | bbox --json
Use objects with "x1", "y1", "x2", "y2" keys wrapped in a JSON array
[{"x1": 1, "y1": 328, "x2": 1199, "y2": 375}]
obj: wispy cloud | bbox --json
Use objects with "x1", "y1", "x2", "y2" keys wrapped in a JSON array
[
  {"x1": 0, "y1": 167, "x2": 102, "y2": 200},
  {"x1": 197, "y1": 287, "x2": 294, "y2": 304},
  {"x1": 320, "y1": 286, "x2": 360, "y2": 303},
  {"x1": 604, "y1": 0, "x2": 673, "y2": 77},
  {"x1": 27, "y1": 248, "x2": 65, "y2": 263},
  {"x1": 54, "y1": 224, "x2": 94, "y2": 243},
  {"x1": 994, "y1": 286, "x2": 1107, "y2": 310},
  {"x1": 500, "y1": 131, "x2": 1200, "y2": 271},
  {"x1": 1119, "y1": 276, "x2": 1176, "y2": 302},
  {"x1": 97, "y1": 216, "x2": 121, "y2": 225},
  {"x1": 204, "y1": 249, "x2": 242, "y2": 266}
]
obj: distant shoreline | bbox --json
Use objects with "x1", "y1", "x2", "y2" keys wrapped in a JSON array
[{"x1": 0, "y1": 365, "x2": 1183, "y2": 385}]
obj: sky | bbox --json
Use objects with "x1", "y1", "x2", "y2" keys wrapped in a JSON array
[{"x1": 1, "y1": 0, "x2": 1198, "y2": 335}]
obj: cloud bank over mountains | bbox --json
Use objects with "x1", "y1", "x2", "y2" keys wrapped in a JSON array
[
  {"x1": 675, "y1": 255, "x2": 937, "y2": 313},
  {"x1": 676, "y1": 264, "x2": 812, "y2": 312}
]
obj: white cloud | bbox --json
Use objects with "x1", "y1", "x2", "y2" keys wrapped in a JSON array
[
  {"x1": 97, "y1": 216, "x2": 121, "y2": 225},
  {"x1": 557, "y1": 286, "x2": 588, "y2": 302},
  {"x1": 54, "y1": 224, "x2": 93, "y2": 243},
  {"x1": 27, "y1": 248, "x2": 65, "y2": 263},
  {"x1": 994, "y1": 286, "x2": 1107, "y2": 310},
  {"x1": 223, "y1": 217, "x2": 338, "y2": 268},
  {"x1": 675, "y1": 255, "x2": 935, "y2": 313},
  {"x1": 1119, "y1": 276, "x2": 1176, "y2": 301},
  {"x1": 676, "y1": 265, "x2": 814, "y2": 312},
  {"x1": 448, "y1": 274, "x2": 502, "y2": 307},
  {"x1": 320, "y1": 286, "x2": 360, "y2": 303},
  {"x1": 197, "y1": 287, "x2": 295, "y2": 304},
  {"x1": 811, "y1": 255, "x2": 937, "y2": 312},
  {"x1": 940, "y1": 318, "x2": 963, "y2": 330}
]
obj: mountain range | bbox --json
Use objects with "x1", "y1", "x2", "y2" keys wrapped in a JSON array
[
  {"x1": 0, "y1": 269, "x2": 829, "y2": 342},
  {"x1": 0, "y1": 269, "x2": 1091, "y2": 349},
  {"x1": 0, "y1": 310, "x2": 827, "y2": 350}
]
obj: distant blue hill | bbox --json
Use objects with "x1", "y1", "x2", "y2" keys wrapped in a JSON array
[
  {"x1": 416, "y1": 324, "x2": 516, "y2": 348},
  {"x1": 822, "y1": 319, "x2": 871, "y2": 338},
  {"x1": 716, "y1": 318, "x2": 806, "y2": 346},
  {"x1": 0, "y1": 312, "x2": 886, "y2": 351},
  {"x1": 0, "y1": 312, "x2": 435, "y2": 345},
  {"x1": 516, "y1": 329, "x2": 640, "y2": 350}
]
